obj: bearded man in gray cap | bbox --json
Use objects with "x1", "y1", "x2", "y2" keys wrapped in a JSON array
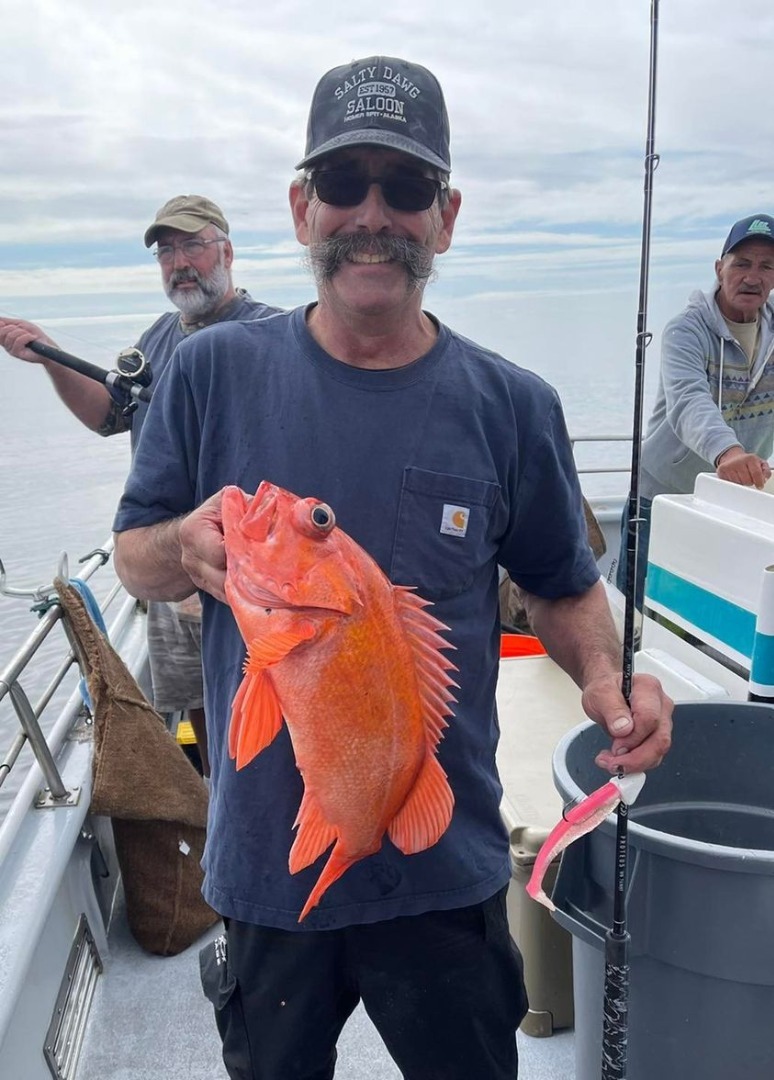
[
  {"x1": 617, "y1": 212, "x2": 774, "y2": 608},
  {"x1": 0, "y1": 195, "x2": 279, "y2": 773},
  {"x1": 113, "y1": 58, "x2": 672, "y2": 1080}
]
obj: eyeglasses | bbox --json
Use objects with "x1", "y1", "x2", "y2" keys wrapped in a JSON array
[
  {"x1": 153, "y1": 238, "x2": 226, "y2": 264},
  {"x1": 311, "y1": 170, "x2": 446, "y2": 213}
]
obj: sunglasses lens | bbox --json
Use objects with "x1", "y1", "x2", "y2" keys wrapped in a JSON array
[
  {"x1": 313, "y1": 172, "x2": 368, "y2": 207},
  {"x1": 313, "y1": 171, "x2": 439, "y2": 212},
  {"x1": 383, "y1": 177, "x2": 437, "y2": 212}
]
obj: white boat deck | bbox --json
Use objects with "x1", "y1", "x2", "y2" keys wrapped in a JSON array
[{"x1": 76, "y1": 885, "x2": 575, "y2": 1079}]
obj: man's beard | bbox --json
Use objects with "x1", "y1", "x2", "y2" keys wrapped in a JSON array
[
  {"x1": 165, "y1": 261, "x2": 230, "y2": 318},
  {"x1": 306, "y1": 233, "x2": 436, "y2": 292}
]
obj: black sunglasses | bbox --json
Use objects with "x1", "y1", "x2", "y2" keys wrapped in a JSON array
[{"x1": 312, "y1": 169, "x2": 446, "y2": 212}]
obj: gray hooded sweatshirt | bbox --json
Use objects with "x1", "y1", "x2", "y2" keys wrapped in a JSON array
[{"x1": 640, "y1": 288, "x2": 774, "y2": 499}]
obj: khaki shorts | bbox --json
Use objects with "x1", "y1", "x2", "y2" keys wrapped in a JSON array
[{"x1": 146, "y1": 599, "x2": 204, "y2": 713}]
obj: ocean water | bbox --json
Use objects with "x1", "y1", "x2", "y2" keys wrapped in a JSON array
[
  {"x1": 0, "y1": 309, "x2": 650, "y2": 815},
  {"x1": 0, "y1": 318, "x2": 141, "y2": 813}
]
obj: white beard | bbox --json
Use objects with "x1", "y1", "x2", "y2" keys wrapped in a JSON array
[{"x1": 165, "y1": 261, "x2": 231, "y2": 318}]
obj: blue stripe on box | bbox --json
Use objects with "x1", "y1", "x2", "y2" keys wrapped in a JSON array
[
  {"x1": 751, "y1": 631, "x2": 774, "y2": 688},
  {"x1": 646, "y1": 564, "x2": 756, "y2": 660}
]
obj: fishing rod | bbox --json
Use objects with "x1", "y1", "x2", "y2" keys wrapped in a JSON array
[
  {"x1": 603, "y1": 1, "x2": 660, "y2": 1078},
  {"x1": 26, "y1": 340, "x2": 153, "y2": 411}
]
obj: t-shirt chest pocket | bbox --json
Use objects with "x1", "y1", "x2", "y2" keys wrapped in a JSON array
[{"x1": 389, "y1": 467, "x2": 501, "y2": 600}]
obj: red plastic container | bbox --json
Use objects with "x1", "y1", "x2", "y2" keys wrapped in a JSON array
[{"x1": 500, "y1": 633, "x2": 547, "y2": 658}]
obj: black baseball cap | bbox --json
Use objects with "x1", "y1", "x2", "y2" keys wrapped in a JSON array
[
  {"x1": 296, "y1": 56, "x2": 451, "y2": 173},
  {"x1": 721, "y1": 214, "x2": 774, "y2": 257}
]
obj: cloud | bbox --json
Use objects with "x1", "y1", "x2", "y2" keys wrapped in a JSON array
[{"x1": 2, "y1": 0, "x2": 774, "y2": 344}]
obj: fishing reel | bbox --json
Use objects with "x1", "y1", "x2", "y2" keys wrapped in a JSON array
[
  {"x1": 115, "y1": 347, "x2": 152, "y2": 387},
  {"x1": 110, "y1": 347, "x2": 153, "y2": 416}
]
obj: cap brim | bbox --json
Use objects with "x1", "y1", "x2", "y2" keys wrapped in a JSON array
[
  {"x1": 144, "y1": 213, "x2": 217, "y2": 248},
  {"x1": 296, "y1": 130, "x2": 450, "y2": 173},
  {"x1": 725, "y1": 235, "x2": 774, "y2": 257}
]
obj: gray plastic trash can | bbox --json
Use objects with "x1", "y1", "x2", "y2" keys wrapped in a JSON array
[{"x1": 551, "y1": 701, "x2": 774, "y2": 1080}]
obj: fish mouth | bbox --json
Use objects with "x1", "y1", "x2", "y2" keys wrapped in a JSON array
[
  {"x1": 233, "y1": 576, "x2": 295, "y2": 610},
  {"x1": 229, "y1": 573, "x2": 350, "y2": 617}
]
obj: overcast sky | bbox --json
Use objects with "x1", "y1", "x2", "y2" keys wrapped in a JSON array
[{"x1": 3, "y1": 0, "x2": 774, "y2": 432}]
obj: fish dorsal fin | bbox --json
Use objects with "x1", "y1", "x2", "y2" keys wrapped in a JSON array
[
  {"x1": 388, "y1": 753, "x2": 454, "y2": 854},
  {"x1": 228, "y1": 668, "x2": 284, "y2": 770},
  {"x1": 393, "y1": 587, "x2": 458, "y2": 751},
  {"x1": 288, "y1": 788, "x2": 338, "y2": 873}
]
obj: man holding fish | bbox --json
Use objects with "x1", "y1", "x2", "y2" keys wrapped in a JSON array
[{"x1": 113, "y1": 56, "x2": 673, "y2": 1080}]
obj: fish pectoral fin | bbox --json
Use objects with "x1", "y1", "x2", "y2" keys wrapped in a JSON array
[
  {"x1": 388, "y1": 753, "x2": 454, "y2": 855},
  {"x1": 228, "y1": 670, "x2": 284, "y2": 770},
  {"x1": 244, "y1": 621, "x2": 317, "y2": 672},
  {"x1": 288, "y1": 790, "x2": 338, "y2": 874}
]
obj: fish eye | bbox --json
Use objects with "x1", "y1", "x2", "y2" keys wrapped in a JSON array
[{"x1": 310, "y1": 503, "x2": 336, "y2": 532}]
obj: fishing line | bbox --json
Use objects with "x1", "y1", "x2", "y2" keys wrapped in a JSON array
[
  {"x1": 602, "y1": 2, "x2": 660, "y2": 1078},
  {"x1": 0, "y1": 305, "x2": 152, "y2": 359},
  {"x1": 0, "y1": 307, "x2": 153, "y2": 410}
]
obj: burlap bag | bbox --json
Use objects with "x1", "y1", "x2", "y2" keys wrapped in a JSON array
[
  {"x1": 499, "y1": 496, "x2": 607, "y2": 632},
  {"x1": 55, "y1": 579, "x2": 219, "y2": 955}
]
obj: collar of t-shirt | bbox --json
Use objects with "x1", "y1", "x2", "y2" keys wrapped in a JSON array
[{"x1": 724, "y1": 313, "x2": 760, "y2": 365}]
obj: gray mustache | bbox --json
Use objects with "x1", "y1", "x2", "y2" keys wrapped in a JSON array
[
  {"x1": 310, "y1": 233, "x2": 435, "y2": 283},
  {"x1": 170, "y1": 269, "x2": 202, "y2": 288}
]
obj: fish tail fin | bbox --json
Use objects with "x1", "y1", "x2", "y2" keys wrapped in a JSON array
[
  {"x1": 298, "y1": 844, "x2": 357, "y2": 923},
  {"x1": 387, "y1": 752, "x2": 454, "y2": 855}
]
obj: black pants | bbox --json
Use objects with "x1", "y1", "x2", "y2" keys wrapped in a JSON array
[{"x1": 200, "y1": 887, "x2": 528, "y2": 1080}]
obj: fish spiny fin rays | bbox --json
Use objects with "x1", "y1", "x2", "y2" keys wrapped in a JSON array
[
  {"x1": 393, "y1": 586, "x2": 458, "y2": 751},
  {"x1": 297, "y1": 842, "x2": 358, "y2": 923},
  {"x1": 228, "y1": 621, "x2": 316, "y2": 770},
  {"x1": 289, "y1": 788, "x2": 338, "y2": 874},
  {"x1": 387, "y1": 752, "x2": 454, "y2": 854}
]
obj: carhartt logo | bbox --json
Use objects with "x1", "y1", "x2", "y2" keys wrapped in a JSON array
[
  {"x1": 747, "y1": 219, "x2": 773, "y2": 237},
  {"x1": 440, "y1": 504, "x2": 470, "y2": 538}
]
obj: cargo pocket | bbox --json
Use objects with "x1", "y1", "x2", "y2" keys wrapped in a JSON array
[
  {"x1": 482, "y1": 887, "x2": 529, "y2": 1025},
  {"x1": 390, "y1": 467, "x2": 500, "y2": 600},
  {"x1": 200, "y1": 933, "x2": 253, "y2": 1079}
]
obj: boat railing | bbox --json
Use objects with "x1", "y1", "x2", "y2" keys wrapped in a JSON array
[
  {"x1": 0, "y1": 539, "x2": 123, "y2": 801},
  {"x1": 569, "y1": 433, "x2": 632, "y2": 478}
]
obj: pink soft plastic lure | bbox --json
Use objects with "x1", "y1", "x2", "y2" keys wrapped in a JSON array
[{"x1": 526, "y1": 772, "x2": 646, "y2": 911}]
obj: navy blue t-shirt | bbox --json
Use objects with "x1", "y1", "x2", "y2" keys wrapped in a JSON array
[{"x1": 114, "y1": 305, "x2": 599, "y2": 930}]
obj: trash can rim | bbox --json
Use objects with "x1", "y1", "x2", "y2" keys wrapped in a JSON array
[{"x1": 552, "y1": 720, "x2": 774, "y2": 871}]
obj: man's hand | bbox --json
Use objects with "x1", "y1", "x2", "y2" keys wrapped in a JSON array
[
  {"x1": 179, "y1": 490, "x2": 229, "y2": 603},
  {"x1": 716, "y1": 445, "x2": 771, "y2": 488},
  {"x1": 582, "y1": 671, "x2": 673, "y2": 773},
  {"x1": 0, "y1": 317, "x2": 55, "y2": 364}
]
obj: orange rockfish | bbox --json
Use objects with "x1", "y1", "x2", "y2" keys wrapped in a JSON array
[{"x1": 221, "y1": 482, "x2": 457, "y2": 922}]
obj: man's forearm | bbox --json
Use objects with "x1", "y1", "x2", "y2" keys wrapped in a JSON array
[
  {"x1": 113, "y1": 518, "x2": 196, "y2": 601},
  {"x1": 521, "y1": 579, "x2": 621, "y2": 690},
  {"x1": 44, "y1": 363, "x2": 116, "y2": 432}
]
